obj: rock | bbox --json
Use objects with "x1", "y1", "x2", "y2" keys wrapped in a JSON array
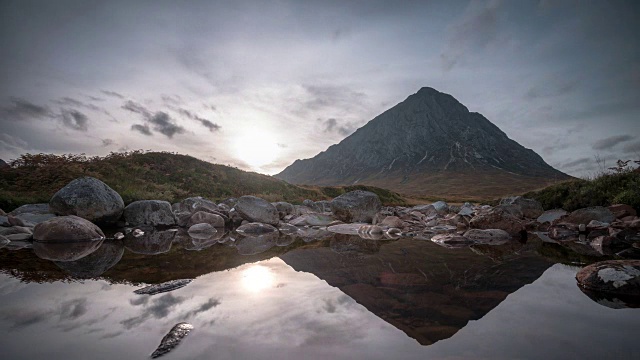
[
  {"x1": 276, "y1": 235, "x2": 297, "y2": 247},
  {"x1": 114, "y1": 232, "x2": 124, "y2": 240},
  {"x1": 33, "y1": 239, "x2": 104, "y2": 261},
  {"x1": 235, "y1": 232, "x2": 278, "y2": 255},
  {"x1": 496, "y1": 204, "x2": 524, "y2": 219},
  {"x1": 590, "y1": 236, "x2": 628, "y2": 256},
  {"x1": 537, "y1": 209, "x2": 567, "y2": 224},
  {"x1": 431, "y1": 233, "x2": 474, "y2": 248},
  {"x1": 49, "y1": 177, "x2": 124, "y2": 223},
  {"x1": 303, "y1": 199, "x2": 321, "y2": 212},
  {"x1": 151, "y1": 322, "x2": 194, "y2": 359},
  {"x1": 5, "y1": 233, "x2": 32, "y2": 241},
  {"x1": 0, "y1": 226, "x2": 33, "y2": 236},
  {"x1": 33, "y1": 215, "x2": 105, "y2": 242},
  {"x1": 8, "y1": 203, "x2": 51, "y2": 216},
  {"x1": 379, "y1": 216, "x2": 404, "y2": 229},
  {"x1": 294, "y1": 205, "x2": 316, "y2": 216},
  {"x1": 7, "y1": 215, "x2": 30, "y2": 227},
  {"x1": 576, "y1": 260, "x2": 640, "y2": 296},
  {"x1": 220, "y1": 198, "x2": 237, "y2": 208},
  {"x1": 124, "y1": 200, "x2": 176, "y2": 227},
  {"x1": 135, "y1": 279, "x2": 193, "y2": 296},
  {"x1": 277, "y1": 222, "x2": 299, "y2": 235},
  {"x1": 236, "y1": 222, "x2": 278, "y2": 235},
  {"x1": 432, "y1": 201, "x2": 449, "y2": 214},
  {"x1": 273, "y1": 202, "x2": 295, "y2": 219},
  {"x1": 296, "y1": 228, "x2": 334, "y2": 242},
  {"x1": 235, "y1": 196, "x2": 279, "y2": 226},
  {"x1": 330, "y1": 190, "x2": 381, "y2": 223},
  {"x1": 548, "y1": 225, "x2": 579, "y2": 240},
  {"x1": 463, "y1": 229, "x2": 511, "y2": 245},
  {"x1": 587, "y1": 220, "x2": 610, "y2": 230},
  {"x1": 54, "y1": 240, "x2": 124, "y2": 277},
  {"x1": 187, "y1": 223, "x2": 218, "y2": 235},
  {"x1": 186, "y1": 211, "x2": 225, "y2": 228},
  {"x1": 458, "y1": 205, "x2": 474, "y2": 216},
  {"x1": 132, "y1": 228, "x2": 145, "y2": 237},
  {"x1": 177, "y1": 229, "x2": 224, "y2": 250},
  {"x1": 288, "y1": 213, "x2": 336, "y2": 226},
  {"x1": 410, "y1": 204, "x2": 438, "y2": 216},
  {"x1": 316, "y1": 200, "x2": 332, "y2": 212},
  {"x1": 327, "y1": 223, "x2": 369, "y2": 235},
  {"x1": 563, "y1": 206, "x2": 616, "y2": 225},
  {"x1": 608, "y1": 204, "x2": 637, "y2": 219},
  {"x1": 500, "y1": 196, "x2": 544, "y2": 219},
  {"x1": 0, "y1": 235, "x2": 10, "y2": 249},
  {"x1": 0, "y1": 216, "x2": 8, "y2": 227},
  {"x1": 0, "y1": 208, "x2": 5, "y2": 216},
  {"x1": 469, "y1": 208, "x2": 524, "y2": 236},
  {"x1": 11, "y1": 213, "x2": 56, "y2": 227},
  {"x1": 124, "y1": 229, "x2": 175, "y2": 255},
  {"x1": 329, "y1": 234, "x2": 381, "y2": 255},
  {"x1": 173, "y1": 196, "x2": 219, "y2": 214}
]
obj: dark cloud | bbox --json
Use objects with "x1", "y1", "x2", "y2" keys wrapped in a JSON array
[
  {"x1": 122, "y1": 100, "x2": 152, "y2": 118},
  {"x1": 149, "y1": 112, "x2": 186, "y2": 138},
  {"x1": 60, "y1": 109, "x2": 89, "y2": 131},
  {"x1": 1, "y1": 98, "x2": 52, "y2": 120},
  {"x1": 101, "y1": 138, "x2": 115, "y2": 147},
  {"x1": 623, "y1": 141, "x2": 640, "y2": 154},
  {"x1": 101, "y1": 90, "x2": 125, "y2": 99},
  {"x1": 131, "y1": 123, "x2": 152, "y2": 136},
  {"x1": 120, "y1": 294, "x2": 185, "y2": 330},
  {"x1": 183, "y1": 298, "x2": 221, "y2": 318},
  {"x1": 161, "y1": 94, "x2": 183, "y2": 106},
  {"x1": 54, "y1": 97, "x2": 106, "y2": 113},
  {"x1": 177, "y1": 108, "x2": 221, "y2": 132},
  {"x1": 592, "y1": 135, "x2": 635, "y2": 150},
  {"x1": 321, "y1": 118, "x2": 356, "y2": 137}
]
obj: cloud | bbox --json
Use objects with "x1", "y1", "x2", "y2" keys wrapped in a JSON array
[
  {"x1": 177, "y1": 108, "x2": 221, "y2": 132},
  {"x1": 320, "y1": 118, "x2": 356, "y2": 137},
  {"x1": 120, "y1": 294, "x2": 185, "y2": 330},
  {"x1": 161, "y1": 94, "x2": 182, "y2": 105},
  {"x1": 592, "y1": 135, "x2": 635, "y2": 150},
  {"x1": 131, "y1": 123, "x2": 152, "y2": 136},
  {"x1": 183, "y1": 298, "x2": 220, "y2": 318},
  {"x1": 100, "y1": 90, "x2": 125, "y2": 99},
  {"x1": 54, "y1": 97, "x2": 109, "y2": 115},
  {"x1": 149, "y1": 112, "x2": 186, "y2": 138},
  {"x1": 623, "y1": 140, "x2": 640, "y2": 154},
  {"x1": 441, "y1": 0, "x2": 503, "y2": 70},
  {"x1": 60, "y1": 109, "x2": 89, "y2": 131},
  {"x1": 122, "y1": 100, "x2": 152, "y2": 118},
  {"x1": 563, "y1": 157, "x2": 591, "y2": 168},
  {"x1": 277, "y1": 143, "x2": 288, "y2": 148},
  {"x1": 1, "y1": 98, "x2": 52, "y2": 120},
  {"x1": 302, "y1": 85, "x2": 367, "y2": 112},
  {"x1": 0, "y1": 133, "x2": 29, "y2": 154},
  {"x1": 101, "y1": 139, "x2": 115, "y2": 147},
  {"x1": 59, "y1": 298, "x2": 88, "y2": 321}
]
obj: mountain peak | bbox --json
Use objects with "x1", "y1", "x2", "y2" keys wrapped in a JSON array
[{"x1": 275, "y1": 87, "x2": 570, "y2": 199}]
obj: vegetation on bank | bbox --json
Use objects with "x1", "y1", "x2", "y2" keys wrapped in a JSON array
[
  {"x1": 524, "y1": 166, "x2": 640, "y2": 212},
  {"x1": 0, "y1": 151, "x2": 408, "y2": 211}
]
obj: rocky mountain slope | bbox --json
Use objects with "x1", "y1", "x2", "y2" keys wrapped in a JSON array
[{"x1": 276, "y1": 87, "x2": 571, "y2": 199}]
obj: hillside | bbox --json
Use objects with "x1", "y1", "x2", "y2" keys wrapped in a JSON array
[
  {"x1": 0, "y1": 151, "x2": 406, "y2": 211},
  {"x1": 276, "y1": 87, "x2": 572, "y2": 200}
]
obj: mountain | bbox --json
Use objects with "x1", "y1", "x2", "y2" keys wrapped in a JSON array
[
  {"x1": 0, "y1": 151, "x2": 406, "y2": 211},
  {"x1": 276, "y1": 87, "x2": 571, "y2": 200}
]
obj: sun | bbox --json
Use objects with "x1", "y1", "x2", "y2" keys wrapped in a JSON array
[
  {"x1": 241, "y1": 265, "x2": 275, "y2": 292},
  {"x1": 232, "y1": 130, "x2": 281, "y2": 171}
]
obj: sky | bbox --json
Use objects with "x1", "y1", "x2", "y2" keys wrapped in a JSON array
[{"x1": 0, "y1": 0, "x2": 639, "y2": 177}]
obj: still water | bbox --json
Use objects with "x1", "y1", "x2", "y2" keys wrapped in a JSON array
[{"x1": 1, "y1": 231, "x2": 639, "y2": 359}]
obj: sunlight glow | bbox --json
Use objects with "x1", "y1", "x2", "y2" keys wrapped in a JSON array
[
  {"x1": 241, "y1": 265, "x2": 275, "y2": 292},
  {"x1": 233, "y1": 130, "x2": 281, "y2": 170}
]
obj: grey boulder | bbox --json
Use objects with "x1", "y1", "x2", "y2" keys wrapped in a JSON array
[
  {"x1": 330, "y1": 190, "x2": 381, "y2": 223},
  {"x1": 235, "y1": 196, "x2": 279, "y2": 226},
  {"x1": 500, "y1": 196, "x2": 544, "y2": 219},
  {"x1": 49, "y1": 177, "x2": 124, "y2": 223},
  {"x1": 124, "y1": 200, "x2": 176, "y2": 227},
  {"x1": 33, "y1": 215, "x2": 105, "y2": 242}
]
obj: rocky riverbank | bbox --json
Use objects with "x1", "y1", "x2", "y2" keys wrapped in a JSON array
[{"x1": 1, "y1": 176, "x2": 640, "y2": 298}]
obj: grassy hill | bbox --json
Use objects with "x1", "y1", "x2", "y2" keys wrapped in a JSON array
[{"x1": 0, "y1": 151, "x2": 407, "y2": 211}]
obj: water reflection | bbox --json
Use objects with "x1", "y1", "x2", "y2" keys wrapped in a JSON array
[{"x1": 1, "y1": 229, "x2": 640, "y2": 359}]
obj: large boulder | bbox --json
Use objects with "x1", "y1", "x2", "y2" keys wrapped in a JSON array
[
  {"x1": 562, "y1": 206, "x2": 616, "y2": 225},
  {"x1": 272, "y1": 202, "x2": 295, "y2": 219},
  {"x1": 576, "y1": 260, "x2": 640, "y2": 296},
  {"x1": 469, "y1": 207, "x2": 524, "y2": 236},
  {"x1": 316, "y1": 200, "x2": 332, "y2": 213},
  {"x1": 33, "y1": 215, "x2": 105, "y2": 242},
  {"x1": 49, "y1": 177, "x2": 124, "y2": 223},
  {"x1": 499, "y1": 196, "x2": 544, "y2": 219},
  {"x1": 302, "y1": 199, "x2": 321, "y2": 212},
  {"x1": 330, "y1": 190, "x2": 381, "y2": 223},
  {"x1": 186, "y1": 211, "x2": 225, "y2": 228},
  {"x1": 124, "y1": 200, "x2": 176, "y2": 227},
  {"x1": 234, "y1": 196, "x2": 279, "y2": 226}
]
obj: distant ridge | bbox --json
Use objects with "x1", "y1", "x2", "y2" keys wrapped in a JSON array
[{"x1": 276, "y1": 87, "x2": 571, "y2": 199}]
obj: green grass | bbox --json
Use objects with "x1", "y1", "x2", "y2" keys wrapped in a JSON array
[
  {"x1": 523, "y1": 169, "x2": 640, "y2": 212},
  {"x1": 0, "y1": 151, "x2": 408, "y2": 211}
]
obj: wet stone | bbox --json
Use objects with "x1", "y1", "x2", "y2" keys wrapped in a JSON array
[
  {"x1": 235, "y1": 231, "x2": 278, "y2": 255},
  {"x1": 151, "y1": 322, "x2": 194, "y2": 359},
  {"x1": 124, "y1": 229, "x2": 175, "y2": 255},
  {"x1": 135, "y1": 279, "x2": 193, "y2": 296},
  {"x1": 576, "y1": 260, "x2": 640, "y2": 296}
]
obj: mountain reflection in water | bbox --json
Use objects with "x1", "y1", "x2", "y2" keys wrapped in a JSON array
[{"x1": 1, "y1": 230, "x2": 639, "y2": 359}]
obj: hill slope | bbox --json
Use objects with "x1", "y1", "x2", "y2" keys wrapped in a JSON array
[
  {"x1": 0, "y1": 151, "x2": 406, "y2": 211},
  {"x1": 276, "y1": 87, "x2": 572, "y2": 200}
]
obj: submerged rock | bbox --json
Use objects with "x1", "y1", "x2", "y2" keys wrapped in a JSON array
[
  {"x1": 463, "y1": 229, "x2": 511, "y2": 245},
  {"x1": 431, "y1": 234, "x2": 474, "y2": 248},
  {"x1": 236, "y1": 222, "x2": 278, "y2": 235},
  {"x1": 327, "y1": 223, "x2": 369, "y2": 235},
  {"x1": 124, "y1": 229, "x2": 175, "y2": 255},
  {"x1": 49, "y1": 177, "x2": 124, "y2": 223},
  {"x1": 235, "y1": 231, "x2": 278, "y2": 255},
  {"x1": 576, "y1": 260, "x2": 640, "y2": 296},
  {"x1": 330, "y1": 190, "x2": 381, "y2": 223},
  {"x1": 235, "y1": 196, "x2": 279, "y2": 226},
  {"x1": 151, "y1": 322, "x2": 194, "y2": 359},
  {"x1": 134, "y1": 279, "x2": 193, "y2": 296},
  {"x1": 288, "y1": 213, "x2": 336, "y2": 226},
  {"x1": 124, "y1": 200, "x2": 176, "y2": 227}
]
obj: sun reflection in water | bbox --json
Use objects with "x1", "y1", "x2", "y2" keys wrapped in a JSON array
[{"x1": 241, "y1": 265, "x2": 274, "y2": 292}]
